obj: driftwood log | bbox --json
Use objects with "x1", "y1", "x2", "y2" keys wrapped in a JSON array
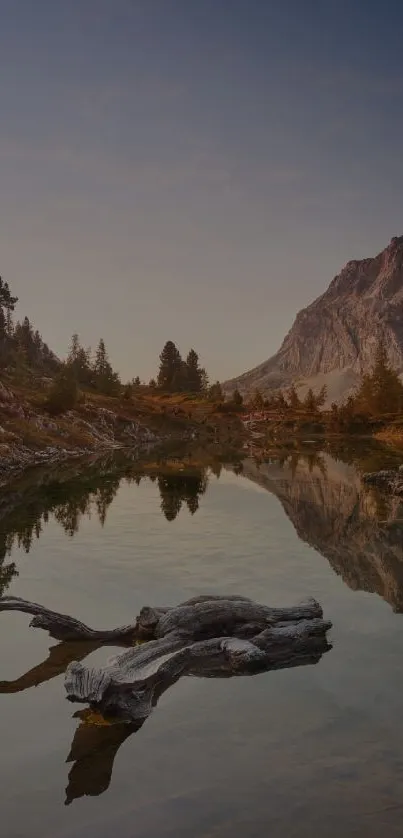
[{"x1": 0, "y1": 593, "x2": 332, "y2": 727}]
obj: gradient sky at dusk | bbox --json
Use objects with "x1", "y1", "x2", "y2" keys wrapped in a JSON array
[{"x1": 1, "y1": 0, "x2": 403, "y2": 381}]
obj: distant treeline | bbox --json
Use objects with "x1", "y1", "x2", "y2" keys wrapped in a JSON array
[{"x1": 0, "y1": 275, "x2": 226, "y2": 411}]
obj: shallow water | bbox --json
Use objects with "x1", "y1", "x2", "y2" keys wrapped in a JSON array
[{"x1": 1, "y1": 447, "x2": 403, "y2": 836}]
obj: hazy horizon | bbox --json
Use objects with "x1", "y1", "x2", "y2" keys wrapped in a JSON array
[{"x1": 2, "y1": 0, "x2": 403, "y2": 382}]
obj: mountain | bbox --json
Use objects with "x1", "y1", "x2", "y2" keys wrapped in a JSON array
[
  {"x1": 224, "y1": 235, "x2": 403, "y2": 403},
  {"x1": 235, "y1": 455, "x2": 403, "y2": 612}
]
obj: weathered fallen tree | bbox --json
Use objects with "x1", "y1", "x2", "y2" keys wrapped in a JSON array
[{"x1": 0, "y1": 593, "x2": 332, "y2": 727}]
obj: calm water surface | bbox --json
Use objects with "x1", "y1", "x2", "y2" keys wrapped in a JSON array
[{"x1": 1, "y1": 448, "x2": 403, "y2": 837}]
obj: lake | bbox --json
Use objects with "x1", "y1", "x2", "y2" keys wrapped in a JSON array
[{"x1": 1, "y1": 444, "x2": 403, "y2": 837}]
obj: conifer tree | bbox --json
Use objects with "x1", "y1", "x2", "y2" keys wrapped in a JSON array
[
  {"x1": 251, "y1": 389, "x2": 265, "y2": 410},
  {"x1": 157, "y1": 341, "x2": 182, "y2": 391},
  {"x1": 354, "y1": 337, "x2": 403, "y2": 416},
  {"x1": 303, "y1": 387, "x2": 317, "y2": 413},
  {"x1": 185, "y1": 348, "x2": 203, "y2": 393},
  {"x1": 208, "y1": 381, "x2": 223, "y2": 401},
  {"x1": 0, "y1": 278, "x2": 18, "y2": 333},
  {"x1": 93, "y1": 338, "x2": 120, "y2": 395},
  {"x1": 288, "y1": 384, "x2": 301, "y2": 410},
  {"x1": 274, "y1": 391, "x2": 288, "y2": 410},
  {"x1": 200, "y1": 368, "x2": 209, "y2": 394},
  {"x1": 67, "y1": 333, "x2": 92, "y2": 386},
  {"x1": 315, "y1": 384, "x2": 327, "y2": 409}
]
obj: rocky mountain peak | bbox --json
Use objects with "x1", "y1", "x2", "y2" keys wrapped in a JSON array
[{"x1": 224, "y1": 235, "x2": 403, "y2": 403}]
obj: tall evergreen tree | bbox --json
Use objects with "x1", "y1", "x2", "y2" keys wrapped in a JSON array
[
  {"x1": 5, "y1": 310, "x2": 13, "y2": 338},
  {"x1": 208, "y1": 381, "x2": 223, "y2": 401},
  {"x1": 157, "y1": 341, "x2": 182, "y2": 391},
  {"x1": 67, "y1": 333, "x2": 92, "y2": 386},
  {"x1": 288, "y1": 384, "x2": 301, "y2": 410},
  {"x1": 274, "y1": 391, "x2": 288, "y2": 410},
  {"x1": 200, "y1": 368, "x2": 209, "y2": 394},
  {"x1": 93, "y1": 338, "x2": 120, "y2": 395},
  {"x1": 315, "y1": 384, "x2": 327, "y2": 409},
  {"x1": 354, "y1": 336, "x2": 403, "y2": 416},
  {"x1": 303, "y1": 387, "x2": 317, "y2": 413},
  {"x1": 251, "y1": 389, "x2": 265, "y2": 410},
  {"x1": 0, "y1": 277, "x2": 18, "y2": 330},
  {"x1": 185, "y1": 348, "x2": 203, "y2": 392}
]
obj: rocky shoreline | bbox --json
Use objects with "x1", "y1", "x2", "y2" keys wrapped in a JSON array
[
  {"x1": 0, "y1": 380, "x2": 179, "y2": 485},
  {"x1": 0, "y1": 379, "x2": 244, "y2": 486}
]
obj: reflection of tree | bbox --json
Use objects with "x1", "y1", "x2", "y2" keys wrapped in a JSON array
[
  {"x1": 157, "y1": 470, "x2": 208, "y2": 521},
  {"x1": 0, "y1": 458, "x2": 212, "y2": 596},
  {"x1": 286, "y1": 451, "x2": 327, "y2": 478},
  {"x1": 0, "y1": 558, "x2": 17, "y2": 598}
]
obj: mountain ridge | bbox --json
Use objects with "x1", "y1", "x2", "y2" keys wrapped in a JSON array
[{"x1": 224, "y1": 235, "x2": 403, "y2": 403}]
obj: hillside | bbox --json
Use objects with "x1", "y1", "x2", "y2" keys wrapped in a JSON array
[
  {"x1": 0, "y1": 380, "x2": 244, "y2": 483},
  {"x1": 225, "y1": 235, "x2": 403, "y2": 403}
]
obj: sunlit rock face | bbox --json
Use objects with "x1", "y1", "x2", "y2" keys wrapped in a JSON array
[{"x1": 225, "y1": 236, "x2": 403, "y2": 403}]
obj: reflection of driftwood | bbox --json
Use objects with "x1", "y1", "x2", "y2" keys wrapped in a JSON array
[
  {"x1": 0, "y1": 640, "x2": 100, "y2": 694},
  {"x1": 0, "y1": 593, "x2": 331, "y2": 805},
  {"x1": 66, "y1": 712, "x2": 138, "y2": 805},
  {"x1": 0, "y1": 594, "x2": 332, "y2": 724}
]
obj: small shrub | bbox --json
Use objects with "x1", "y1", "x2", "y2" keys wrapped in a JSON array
[{"x1": 44, "y1": 367, "x2": 79, "y2": 415}]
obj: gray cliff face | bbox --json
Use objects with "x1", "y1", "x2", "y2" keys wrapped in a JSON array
[{"x1": 225, "y1": 236, "x2": 403, "y2": 400}]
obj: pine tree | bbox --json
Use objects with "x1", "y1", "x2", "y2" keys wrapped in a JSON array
[
  {"x1": 303, "y1": 388, "x2": 317, "y2": 413},
  {"x1": 5, "y1": 310, "x2": 13, "y2": 338},
  {"x1": 232, "y1": 388, "x2": 243, "y2": 406},
  {"x1": 157, "y1": 341, "x2": 182, "y2": 391},
  {"x1": 251, "y1": 389, "x2": 265, "y2": 410},
  {"x1": 67, "y1": 333, "x2": 80, "y2": 363},
  {"x1": 0, "y1": 277, "x2": 18, "y2": 326},
  {"x1": 67, "y1": 333, "x2": 92, "y2": 386},
  {"x1": 0, "y1": 277, "x2": 18, "y2": 367},
  {"x1": 93, "y1": 338, "x2": 120, "y2": 396},
  {"x1": 330, "y1": 402, "x2": 340, "y2": 426},
  {"x1": 287, "y1": 384, "x2": 301, "y2": 411},
  {"x1": 185, "y1": 348, "x2": 203, "y2": 393},
  {"x1": 354, "y1": 337, "x2": 403, "y2": 416},
  {"x1": 200, "y1": 368, "x2": 209, "y2": 394},
  {"x1": 208, "y1": 381, "x2": 223, "y2": 401},
  {"x1": 274, "y1": 391, "x2": 288, "y2": 411},
  {"x1": 315, "y1": 384, "x2": 327, "y2": 409}
]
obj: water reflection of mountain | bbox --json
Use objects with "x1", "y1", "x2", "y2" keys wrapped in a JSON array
[
  {"x1": 239, "y1": 453, "x2": 403, "y2": 612},
  {"x1": 0, "y1": 456, "x2": 209, "y2": 596}
]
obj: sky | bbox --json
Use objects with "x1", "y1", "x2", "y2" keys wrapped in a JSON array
[{"x1": 1, "y1": 0, "x2": 403, "y2": 382}]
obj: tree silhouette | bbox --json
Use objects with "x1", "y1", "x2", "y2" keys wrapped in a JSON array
[
  {"x1": 185, "y1": 349, "x2": 203, "y2": 393},
  {"x1": 157, "y1": 341, "x2": 183, "y2": 391},
  {"x1": 93, "y1": 339, "x2": 120, "y2": 395},
  {"x1": 287, "y1": 385, "x2": 301, "y2": 410}
]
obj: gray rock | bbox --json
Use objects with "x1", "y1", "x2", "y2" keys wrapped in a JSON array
[{"x1": 225, "y1": 235, "x2": 403, "y2": 403}]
